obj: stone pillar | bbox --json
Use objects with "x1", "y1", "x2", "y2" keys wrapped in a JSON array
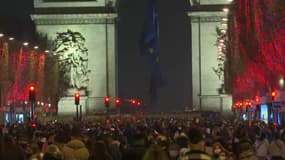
[{"x1": 188, "y1": 0, "x2": 232, "y2": 113}]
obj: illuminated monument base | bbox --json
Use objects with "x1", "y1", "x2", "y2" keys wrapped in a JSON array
[{"x1": 31, "y1": 0, "x2": 118, "y2": 116}]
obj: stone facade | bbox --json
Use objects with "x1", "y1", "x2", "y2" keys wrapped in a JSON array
[
  {"x1": 188, "y1": 0, "x2": 232, "y2": 113},
  {"x1": 31, "y1": 0, "x2": 118, "y2": 115}
]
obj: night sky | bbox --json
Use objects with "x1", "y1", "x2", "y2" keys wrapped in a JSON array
[{"x1": 0, "y1": 0, "x2": 191, "y2": 112}]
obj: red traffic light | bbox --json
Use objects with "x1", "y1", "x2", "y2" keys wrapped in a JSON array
[
  {"x1": 105, "y1": 96, "x2": 110, "y2": 103},
  {"x1": 32, "y1": 114, "x2": 38, "y2": 120},
  {"x1": 75, "y1": 93, "x2": 80, "y2": 98},
  {"x1": 137, "y1": 101, "x2": 141, "y2": 106},
  {"x1": 271, "y1": 91, "x2": 276, "y2": 97},
  {"x1": 29, "y1": 85, "x2": 35, "y2": 91},
  {"x1": 271, "y1": 91, "x2": 277, "y2": 100},
  {"x1": 31, "y1": 123, "x2": 37, "y2": 128},
  {"x1": 75, "y1": 93, "x2": 80, "y2": 105},
  {"x1": 131, "y1": 99, "x2": 136, "y2": 105},
  {"x1": 131, "y1": 115, "x2": 137, "y2": 121},
  {"x1": 105, "y1": 96, "x2": 110, "y2": 107},
  {"x1": 105, "y1": 117, "x2": 111, "y2": 124},
  {"x1": 116, "y1": 117, "x2": 122, "y2": 123},
  {"x1": 115, "y1": 98, "x2": 121, "y2": 106},
  {"x1": 255, "y1": 96, "x2": 260, "y2": 103},
  {"x1": 29, "y1": 85, "x2": 36, "y2": 101}
]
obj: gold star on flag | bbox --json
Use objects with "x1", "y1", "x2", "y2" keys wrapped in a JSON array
[{"x1": 148, "y1": 47, "x2": 154, "y2": 54}]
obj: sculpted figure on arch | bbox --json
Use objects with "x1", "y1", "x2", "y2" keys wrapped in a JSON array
[{"x1": 53, "y1": 30, "x2": 90, "y2": 90}]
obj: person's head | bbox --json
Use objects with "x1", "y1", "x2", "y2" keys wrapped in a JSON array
[
  {"x1": 213, "y1": 142, "x2": 224, "y2": 155},
  {"x1": 238, "y1": 138, "x2": 255, "y2": 157},
  {"x1": 70, "y1": 125, "x2": 81, "y2": 138},
  {"x1": 212, "y1": 142, "x2": 230, "y2": 160},
  {"x1": 168, "y1": 142, "x2": 180, "y2": 158},
  {"x1": 54, "y1": 132, "x2": 68, "y2": 149},
  {"x1": 175, "y1": 135, "x2": 189, "y2": 148},
  {"x1": 187, "y1": 127, "x2": 204, "y2": 145},
  {"x1": 133, "y1": 132, "x2": 146, "y2": 146},
  {"x1": 143, "y1": 144, "x2": 170, "y2": 160},
  {"x1": 94, "y1": 140, "x2": 108, "y2": 154},
  {"x1": 43, "y1": 144, "x2": 63, "y2": 160},
  {"x1": 187, "y1": 127, "x2": 205, "y2": 151}
]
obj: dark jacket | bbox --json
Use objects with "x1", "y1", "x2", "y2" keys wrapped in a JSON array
[
  {"x1": 122, "y1": 144, "x2": 146, "y2": 160},
  {"x1": 179, "y1": 150, "x2": 212, "y2": 160}
]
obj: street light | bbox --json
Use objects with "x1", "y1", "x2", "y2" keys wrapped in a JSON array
[{"x1": 279, "y1": 77, "x2": 284, "y2": 89}]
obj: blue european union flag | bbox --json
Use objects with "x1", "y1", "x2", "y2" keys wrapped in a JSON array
[{"x1": 140, "y1": 0, "x2": 165, "y2": 103}]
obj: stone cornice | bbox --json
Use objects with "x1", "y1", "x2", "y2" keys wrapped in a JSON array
[
  {"x1": 34, "y1": 0, "x2": 118, "y2": 8},
  {"x1": 31, "y1": 13, "x2": 118, "y2": 24},
  {"x1": 190, "y1": 17, "x2": 223, "y2": 23},
  {"x1": 189, "y1": 0, "x2": 231, "y2": 6},
  {"x1": 188, "y1": 11, "x2": 227, "y2": 22}
]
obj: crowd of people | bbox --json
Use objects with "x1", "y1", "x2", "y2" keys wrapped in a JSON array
[{"x1": 0, "y1": 113, "x2": 285, "y2": 160}]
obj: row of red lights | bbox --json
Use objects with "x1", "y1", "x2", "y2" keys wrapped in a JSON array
[
  {"x1": 104, "y1": 96, "x2": 143, "y2": 106},
  {"x1": 234, "y1": 101, "x2": 252, "y2": 107},
  {"x1": 234, "y1": 91, "x2": 277, "y2": 109},
  {"x1": 105, "y1": 115, "x2": 137, "y2": 124}
]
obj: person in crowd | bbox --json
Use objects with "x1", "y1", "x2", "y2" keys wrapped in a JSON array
[
  {"x1": 66, "y1": 125, "x2": 90, "y2": 160},
  {"x1": 43, "y1": 144, "x2": 64, "y2": 160},
  {"x1": 122, "y1": 132, "x2": 147, "y2": 160},
  {"x1": 269, "y1": 132, "x2": 285, "y2": 160},
  {"x1": 238, "y1": 139, "x2": 256, "y2": 160},
  {"x1": 204, "y1": 136, "x2": 214, "y2": 156},
  {"x1": 88, "y1": 140, "x2": 113, "y2": 160},
  {"x1": 175, "y1": 135, "x2": 190, "y2": 157},
  {"x1": 143, "y1": 143, "x2": 170, "y2": 160},
  {"x1": 179, "y1": 127, "x2": 212, "y2": 160},
  {"x1": 28, "y1": 142, "x2": 44, "y2": 160},
  {"x1": 1, "y1": 134, "x2": 26, "y2": 160},
  {"x1": 212, "y1": 141, "x2": 233, "y2": 160},
  {"x1": 168, "y1": 142, "x2": 180, "y2": 160},
  {"x1": 102, "y1": 134, "x2": 122, "y2": 160},
  {"x1": 254, "y1": 132, "x2": 270, "y2": 160},
  {"x1": 54, "y1": 132, "x2": 76, "y2": 160}
]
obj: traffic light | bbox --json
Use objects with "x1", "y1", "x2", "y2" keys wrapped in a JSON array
[
  {"x1": 115, "y1": 98, "x2": 121, "y2": 107},
  {"x1": 131, "y1": 115, "x2": 137, "y2": 121},
  {"x1": 105, "y1": 117, "x2": 111, "y2": 124},
  {"x1": 131, "y1": 99, "x2": 137, "y2": 106},
  {"x1": 32, "y1": 114, "x2": 38, "y2": 120},
  {"x1": 271, "y1": 91, "x2": 276, "y2": 101},
  {"x1": 255, "y1": 96, "x2": 260, "y2": 104},
  {"x1": 29, "y1": 85, "x2": 36, "y2": 101},
  {"x1": 31, "y1": 122, "x2": 37, "y2": 129},
  {"x1": 75, "y1": 93, "x2": 80, "y2": 105},
  {"x1": 137, "y1": 101, "x2": 141, "y2": 107},
  {"x1": 105, "y1": 96, "x2": 110, "y2": 107},
  {"x1": 116, "y1": 116, "x2": 122, "y2": 123}
]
